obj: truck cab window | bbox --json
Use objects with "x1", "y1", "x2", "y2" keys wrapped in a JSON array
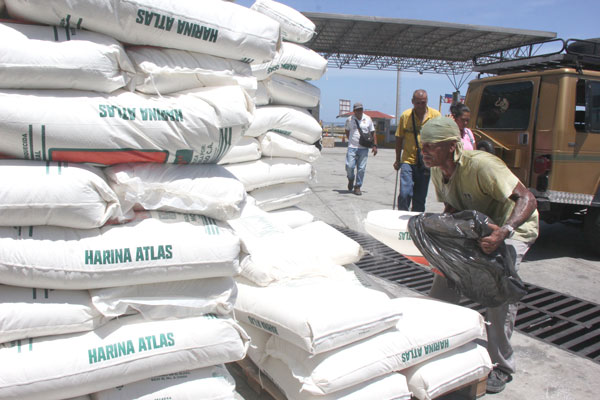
[
  {"x1": 477, "y1": 81, "x2": 533, "y2": 130},
  {"x1": 576, "y1": 80, "x2": 600, "y2": 133}
]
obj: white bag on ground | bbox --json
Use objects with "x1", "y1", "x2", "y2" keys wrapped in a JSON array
[
  {"x1": 252, "y1": 42, "x2": 327, "y2": 81},
  {"x1": 265, "y1": 296, "x2": 486, "y2": 395},
  {"x1": 250, "y1": 182, "x2": 311, "y2": 211},
  {"x1": 223, "y1": 157, "x2": 313, "y2": 191},
  {"x1": 0, "y1": 160, "x2": 121, "y2": 229},
  {"x1": 266, "y1": 206, "x2": 314, "y2": 228},
  {"x1": 90, "y1": 277, "x2": 237, "y2": 319},
  {"x1": 263, "y1": 74, "x2": 321, "y2": 108},
  {"x1": 0, "y1": 21, "x2": 135, "y2": 92},
  {"x1": 91, "y1": 364, "x2": 236, "y2": 400},
  {"x1": 0, "y1": 284, "x2": 107, "y2": 344},
  {"x1": 0, "y1": 314, "x2": 249, "y2": 400},
  {"x1": 0, "y1": 211, "x2": 241, "y2": 290},
  {"x1": 127, "y1": 46, "x2": 256, "y2": 95},
  {"x1": 245, "y1": 105, "x2": 322, "y2": 144},
  {"x1": 260, "y1": 131, "x2": 321, "y2": 162},
  {"x1": 0, "y1": 86, "x2": 253, "y2": 165},
  {"x1": 217, "y1": 137, "x2": 262, "y2": 165},
  {"x1": 241, "y1": 321, "x2": 411, "y2": 400},
  {"x1": 403, "y1": 342, "x2": 493, "y2": 400},
  {"x1": 364, "y1": 210, "x2": 423, "y2": 257},
  {"x1": 250, "y1": 0, "x2": 315, "y2": 44},
  {"x1": 104, "y1": 163, "x2": 246, "y2": 220},
  {"x1": 5, "y1": 0, "x2": 280, "y2": 64},
  {"x1": 234, "y1": 277, "x2": 401, "y2": 354}
]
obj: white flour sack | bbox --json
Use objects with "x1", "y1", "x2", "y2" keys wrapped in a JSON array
[
  {"x1": 92, "y1": 364, "x2": 236, "y2": 400},
  {"x1": 250, "y1": 0, "x2": 315, "y2": 44},
  {"x1": 254, "y1": 80, "x2": 270, "y2": 106},
  {"x1": 403, "y1": 342, "x2": 493, "y2": 400},
  {"x1": 0, "y1": 314, "x2": 249, "y2": 400},
  {"x1": 252, "y1": 42, "x2": 327, "y2": 81},
  {"x1": 264, "y1": 74, "x2": 321, "y2": 108},
  {"x1": 244, "y1": 105, "x2": 323, "y2": 144},
  {"x1": 0, "y1": 211, "x2": 241, "y2": 290},
  {"x1": 0, "y1": 22, "x2": 135, "y2": 92},
  {"x1": 265, "y1": 296, "x2": 485, "y2": 395},
  {"x1": 0, "y1": 160, "x2": 121, "y2": 229},
  {"x1": 227, "y1": 203, "x2": 293, "y2": 254},
  {"x1": 90, "y1": 277, "x2": 237, "y2": 319},
  {"x1": 250, "y1": 182, "x2": 311, "y2": 211},
  {"x1": 266, "y1": 206, "x2": 314, "y2": 228},
  {"x1": 223, "y1": 157, "x2": 313, "y2": 191},
  {"x1": 104, "y1": 162, "x2": 246, "y2": 220},
  {"x1": 262, "y1": 356, "x2": 412, "y2": 400},
  {"x1": 238, "y1": 250, "x2": 349, "y2": 288},
  {"x1": 260, "y1": 131, "x2": 321, "y2": 162},
  {"x1": 234, "y1": 277, "x2": 402, "y2": 354},
  {"x1": 217, "y1": 136, "x2": 262, "y2": 165},
  {"x1": 0, "y1": 284, "x2": 107, "y2": 344},
  {"x1": 244, "y1": 323, "x2": 408, "y2": 400},
  {"x1": 5, "y1": 0, "x2": 281, "y2": 64},
  {"x1": 127, "y1": 46, "x2": 257, "y2": 95},
  {"x1": 228, "y1": 210, "x2": 358, "y2": 285},
  {"x1": 0, "y1": 86, "x2": 253, "y2": 165}
]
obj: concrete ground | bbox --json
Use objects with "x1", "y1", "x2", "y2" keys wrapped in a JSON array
[{"x1": 232, "y1": 145, "x2": 600, "y2": 400}]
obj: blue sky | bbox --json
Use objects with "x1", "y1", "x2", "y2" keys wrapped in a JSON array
[{"x1": 236, "y1": 0, "x2": 599, "y2": 124}]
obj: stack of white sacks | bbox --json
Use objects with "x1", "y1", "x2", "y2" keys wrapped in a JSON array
[
  {"x1": 0, "y1": 0, "x2": 277, "y2": 399},
  {"x1": 0, "y1": 1, "x2": 492, "y2": 399}
]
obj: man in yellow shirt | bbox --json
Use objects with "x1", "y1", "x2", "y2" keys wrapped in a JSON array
[
  {"x1": 393, "y1": 89, "x2": 440, "y2": 211},
  {"x1": 420, "y1": 117, "x2": 539, "y2": 394}
]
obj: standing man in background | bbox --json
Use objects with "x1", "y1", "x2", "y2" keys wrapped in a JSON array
[
  {"x1": 344, "y1": 102, "x2": 377, "y2": 196},
  {"x1": 393, "y1": 89, "x2": 440, "y2": 211}
]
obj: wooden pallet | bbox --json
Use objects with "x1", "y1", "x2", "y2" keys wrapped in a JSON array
[
  {"x1": 232, "y1": 357, "x2": 487, "y2": 400},
  {"x1": 231, "y1": 358, "x2": 285, "y2": 400}
]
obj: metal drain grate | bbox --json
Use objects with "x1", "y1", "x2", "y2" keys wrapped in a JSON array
[{"x1": 337, "y1": 226, "x2": 600, "y2": 365}]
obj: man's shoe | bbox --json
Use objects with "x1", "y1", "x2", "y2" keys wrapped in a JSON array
[
  {"x1": 347, "y1": 179, "x2": 354, "y2": 192},
  {"x1": 353, "y1": 186, "x2": 362, "y2": 196},
  {"x1": 486, "y1": 368, "x2": 512, "y2": 394}
]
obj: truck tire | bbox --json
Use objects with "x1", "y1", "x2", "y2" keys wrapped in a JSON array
[{"x1": 584, "y1": 207, "x2": 600, "y2": 255}]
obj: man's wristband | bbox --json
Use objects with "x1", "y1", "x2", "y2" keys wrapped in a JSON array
[{"x1": 502, "y1": 224, "x2": 515, "y2": 238}]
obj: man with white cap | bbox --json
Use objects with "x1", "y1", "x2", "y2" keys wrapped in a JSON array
[
  {"x1": 344, "y1": 102, "x2": 377, "y2": 195},
  {"x1": 420, "y1": 117, "x2": 539, "y2": 394}
]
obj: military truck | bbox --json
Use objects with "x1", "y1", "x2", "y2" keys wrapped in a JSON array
[{"x1": 464, "y1": 38, "x2": 600, "y2": 252}]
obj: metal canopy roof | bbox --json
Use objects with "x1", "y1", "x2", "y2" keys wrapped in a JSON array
[{"x1": 302, "y1": 12, "x2": 557, "y2": 75}]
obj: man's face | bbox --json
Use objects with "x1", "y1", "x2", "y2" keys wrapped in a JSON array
[
  {"x1": 354, "y1": 108, "x2": 363, "y2": 118},
  {"x1": 412, "y1": 93, "x2": 428, "y2": 114},
  {"x1": 421, "y1": 140, "x2": 455, "y2": 168}
]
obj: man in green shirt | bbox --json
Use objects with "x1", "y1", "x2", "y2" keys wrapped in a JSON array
[{"x1": 420, "y1": 117, "x2": 539, "y2": 394}]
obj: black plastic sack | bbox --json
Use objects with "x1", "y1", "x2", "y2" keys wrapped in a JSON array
[{"x1": 408, "y1": 210, "x2": 527, "y2": 307}]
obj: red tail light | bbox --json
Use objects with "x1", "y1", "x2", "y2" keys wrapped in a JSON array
[{"x1": 534, "y1": 155, "x2": 552, "y2": 174}]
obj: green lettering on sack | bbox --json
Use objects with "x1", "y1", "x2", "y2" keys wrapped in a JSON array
[
  {"x1": 176, "y1": 20, "x2": 218, "y2": 42},
  {"x1": 398, "y1": 232, "x2": 412, "y2": 241}
]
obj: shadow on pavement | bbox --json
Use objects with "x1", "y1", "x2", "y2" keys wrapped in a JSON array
[{"x1": 525, "y1": 221, "x2": 600, "y2": 262}]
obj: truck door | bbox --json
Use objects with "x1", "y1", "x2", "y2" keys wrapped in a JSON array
[{"x1": 473, "y1": 77, "x2": 541, "y2": 185}]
